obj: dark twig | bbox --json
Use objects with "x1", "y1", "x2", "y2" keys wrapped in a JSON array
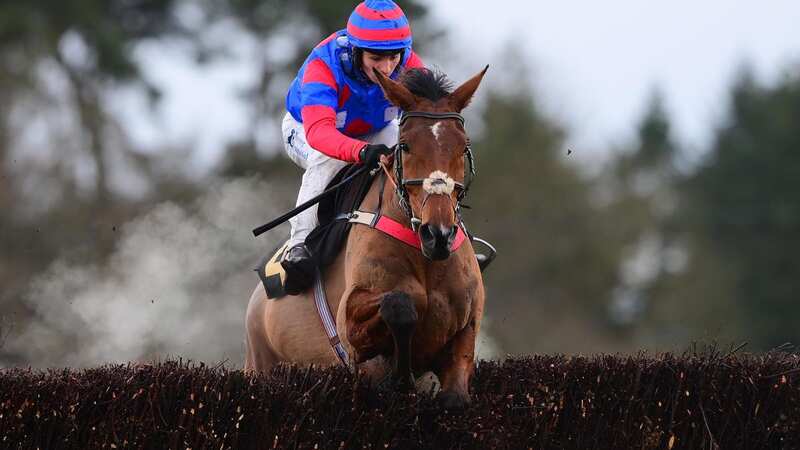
[
  {"x1": 768, "y1": 342, "x2": 794, "y2": 353},
  {"x1": 723, "y1": 342, "x2": 748, "y2": 358},
  {"x1": 761, "y1": 367, "x2": 800, "y2": 379},
  {"x1": 699, "y1": 399, "x2": 719, "y2": 450}
]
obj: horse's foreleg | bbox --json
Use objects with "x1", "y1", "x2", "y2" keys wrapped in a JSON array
[
  {"x1": 435, "y1": 318, "x2": 478, "y2": 408},
  {"x1": 346, "y1": 289, "x2": 419, "y2": 389},
  {"x1": 346, "y1": 291, "x2": 390, "y2": 363},
  {"x1": 379, "y1": 291, "x2": 418, "y2": 389}
]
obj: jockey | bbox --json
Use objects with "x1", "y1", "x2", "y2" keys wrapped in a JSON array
[{"x1": 281, "y1": 0, "x2": 423, "y2": 267}]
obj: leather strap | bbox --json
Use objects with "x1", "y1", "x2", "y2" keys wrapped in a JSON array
[
  {"x1": 400, "y1": 111, "x2": 465, "y2": 126},
  {"x1": 313, "y1": 268, "x2": 349, "y2": 368},
  {"x1": 348, "y1": 210, "x2": 467, "y2": 251}
]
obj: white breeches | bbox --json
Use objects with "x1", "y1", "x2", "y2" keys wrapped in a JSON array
[{"x1": 282, "y1": 112, "x2": 398, "y2": 247}]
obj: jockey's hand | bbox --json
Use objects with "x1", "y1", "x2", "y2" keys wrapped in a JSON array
[{"x1": 359, "y1": 144, "x2": 393, "y2": 168}]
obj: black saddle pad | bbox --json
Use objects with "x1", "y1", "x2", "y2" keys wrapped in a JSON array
[{"x1": 306, "y1": 164, "x2": 377, "y2": 269}]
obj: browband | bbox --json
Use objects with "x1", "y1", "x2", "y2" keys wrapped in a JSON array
[{"x1": 399, "y1": 111, "x2": 465, "y2": 126}]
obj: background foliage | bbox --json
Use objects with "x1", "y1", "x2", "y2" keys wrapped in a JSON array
[{"x1": 1, "y1": 0, "x2": 798, "y2": 367}]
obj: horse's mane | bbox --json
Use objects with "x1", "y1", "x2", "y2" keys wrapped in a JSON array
[{"x1": 399, "y1": 68, "x2": 453, "y2": 101}]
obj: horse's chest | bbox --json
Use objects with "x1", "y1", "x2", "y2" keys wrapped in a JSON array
[
  {"x1": 428, "y1": 287, "x2": 472, "y2": 318},
  {"x1": 425, "y1": 277, "x2": 477, "y2": 333}
]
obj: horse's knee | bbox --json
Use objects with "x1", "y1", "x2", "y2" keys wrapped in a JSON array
[{"x1": 379, "y1": 291, "x2": 418, "y2": 334}]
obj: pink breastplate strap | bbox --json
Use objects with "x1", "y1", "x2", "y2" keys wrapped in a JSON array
[{"x1": 348, "y1": 210, "x2": 467, "y2": 251}]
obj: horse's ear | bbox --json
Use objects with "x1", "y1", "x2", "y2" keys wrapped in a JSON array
[
  {"x1": 373, "y1": 68, "x2": 417, "y2": 110},
  {"x1": 449, "y1": 65, "x2": 489, "y2": 112}
]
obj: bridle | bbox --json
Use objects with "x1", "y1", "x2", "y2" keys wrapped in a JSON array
[{"x1": 388, "y1": 111, "x2": 477, "y2": 231}]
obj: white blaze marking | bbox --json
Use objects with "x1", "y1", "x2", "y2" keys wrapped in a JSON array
[
  {"x1": 423, "y1": 171, "x2": 456, "y2": 195},
  {"x1": 430, "y1": 121, "x2": 442, "y2": 142}
]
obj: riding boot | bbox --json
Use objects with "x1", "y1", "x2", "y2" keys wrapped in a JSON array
[
  {"x1": 281, "y1": 243, "x2": 317, "y2": 295},
  {"x1": 282, "y1": 242, "x2": 312, "y2": 266}
]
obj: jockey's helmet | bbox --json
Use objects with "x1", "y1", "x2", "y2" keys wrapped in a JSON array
[{"x1": 346, "y1": 0, "x2": 412, "y2": 52}]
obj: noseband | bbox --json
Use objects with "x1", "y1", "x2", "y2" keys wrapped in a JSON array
[{"x1": 392, "y1": 111, "x2": 476, "y2": 231}]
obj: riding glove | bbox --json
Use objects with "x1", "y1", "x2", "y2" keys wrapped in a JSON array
[{"x1": 359, "y1": 143, "x2": 393, "y2": 168}]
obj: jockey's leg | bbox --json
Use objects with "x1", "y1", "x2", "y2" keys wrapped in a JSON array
[{"x1": 281, "y1": 113, "x2": 347, "y2": 258}]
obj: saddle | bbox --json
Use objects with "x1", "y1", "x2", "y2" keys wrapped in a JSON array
[{"x1": 256, "y1": 164, "x2": 375, "y2": 299}]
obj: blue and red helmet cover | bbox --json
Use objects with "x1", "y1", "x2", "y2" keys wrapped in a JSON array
[{"x1": 346, "y1": 0, "x2": 412, "y2": 51}]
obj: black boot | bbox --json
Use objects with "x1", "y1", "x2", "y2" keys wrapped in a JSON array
[
  {"x1": 282, "y1": 243, "x2": 312, "y2": 266},
  {"x1": 281, "y1": 243, "x2": 316, "y2": 295}
]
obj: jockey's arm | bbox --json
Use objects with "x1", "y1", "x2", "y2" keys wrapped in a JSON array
[
  {"x1": 299, "y1": 58, "x2": 367, "y2": 163},
  {"x1": 301, "y1": 105, "x2": 367, "y2": 163},
  {"x1": 299, "y1": 52, "x2": 425, "y2": 163}
]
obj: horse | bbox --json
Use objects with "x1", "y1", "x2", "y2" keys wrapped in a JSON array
[{"x1": 245, "y1": 66, "x2": 488, "y2": 408}]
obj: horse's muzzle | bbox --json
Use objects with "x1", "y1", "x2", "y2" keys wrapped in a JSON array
[{"x1": 419, "y1": 223, "x2": 457, "y2": 260}]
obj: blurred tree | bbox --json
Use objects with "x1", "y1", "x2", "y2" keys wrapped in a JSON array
[
  {"x1": 682, "y1": 67, "x2": 800, "y2": 349},
  {"x1": 465, "y1": 57, "x2": 622, "y2": 354},
  {"x1": 0, "y1": 0, "x2": 195, "y2": 205},
  {"x1": 595, "y1": 92, "x2": 738, "y2": 348},
  {"x1": 599, "y1": 93, "x2": 681, "y2": 327},
  {"x1": 0, "y1": 2, "x2": 204, "y2": 350}
]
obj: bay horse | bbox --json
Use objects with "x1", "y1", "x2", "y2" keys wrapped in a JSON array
[{"x1": 245, "y1": 66, "x2": 488, "y2": 408}]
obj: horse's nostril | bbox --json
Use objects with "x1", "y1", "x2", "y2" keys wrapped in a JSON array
[
  {"x1": 420, "y1": 224, "x2": 457, "y2": 247},
  {"x1": 447, "y1": 225, "x2": 458, "y2": 242},
  {"x1": 419, "y1": 224, "x2": 435, "y2": 243}
]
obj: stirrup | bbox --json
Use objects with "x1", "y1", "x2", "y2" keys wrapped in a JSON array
[{"x1": 471, "y1": 236, "x2": 496, "y2": 272}]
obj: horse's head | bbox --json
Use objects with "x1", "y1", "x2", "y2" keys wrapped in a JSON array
[{"x1": 374, "y1": 66, "x2": 488, "y2": 261}]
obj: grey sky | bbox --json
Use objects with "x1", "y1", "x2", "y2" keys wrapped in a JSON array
[
  {"x1": 123, "y1": 1, "x2": 800, "y2": 168},
  {"x1": 431, "y1": 0, "x2": 800, "y2": 154}
]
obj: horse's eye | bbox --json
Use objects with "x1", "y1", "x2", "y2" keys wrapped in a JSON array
[{"x1": 400, "y1": 143, "x2": 410, "y2": 153}]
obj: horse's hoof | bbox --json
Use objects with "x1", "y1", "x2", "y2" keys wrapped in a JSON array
[
  {"x1": 438, "y1": 390, "x2": 469, "y2": 410},
  {"x1": 415, "y1": 371, "x2": 440, "y2": 396},
  {"x1": 359, "y1": 356, "x2": 390, "y2": 388}
]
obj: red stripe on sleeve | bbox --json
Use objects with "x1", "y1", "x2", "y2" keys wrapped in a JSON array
[
  {"x1": 301, "y1": 105, "x2": 366, "y2": 162},
  {"x1": 302, "y1": 59, "x2": 337, "y2": 90}
]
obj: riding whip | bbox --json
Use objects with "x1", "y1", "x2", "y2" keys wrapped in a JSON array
[{"x1": 252, "y1": 163, "x2": 372, "y2": 237}]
